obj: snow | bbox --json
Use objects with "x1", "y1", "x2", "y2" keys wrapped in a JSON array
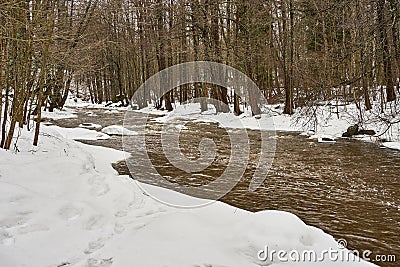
[
  {"x1": 148, "y1": 101, "x2": 400, "y2": 151},
  {"x1": 85, "y1": 111, "x2": 98, "y2": 117},
  {"x1": 59, "y1": 92, "x2": 400, "y2": 152},
  {"x1": 63, "y1": 95, "x2": 129, "y2": 111},
  {"x1": 137, "y1": 104, "x2": 170, "y2": 116},
  {"x1": 104, "y1": 109, "x2": 120, "y2": 114},
  {"x1": 317, "y1": 136, "x2": 337, "y2": 143},
  {"x1": 101, "y1": 125, "x2": 138, "y2": 136},
  {"x1": 45, "y1": 125, "x2": 110, "y2": 140},
  {"x1": 0, "y1": 125, "x2": 376, "y2": 266},
  {"x1": 154, "y1": 103, "x2": 279, "y2": 131},
  {"x1": 151, "y1": 102, "x2": 335, "y2": 134},
  {"x1": 79, "y1": 123, "x2": 102, "y2": 130},
  {"x1": 61, "y1": 91, "x2": 400, "y2": 151},
  {"x1": 41, "y1": 107, "x2": 78, "y2": 120},
  {"x1": 381, "y1": 142, "x2": 400, "y2": 150}
]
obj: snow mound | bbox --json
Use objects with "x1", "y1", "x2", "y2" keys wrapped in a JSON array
[
  {"x1": 382, "y1": 142, "x2": 400, "y2": 151},
  {"x1": 85, "y1": 111, "x2": 98, "y2": 117},
  {"x1": 314, "y1": 135, "x2": 336, "y2": 143},
  {"x1": 318, "y1": 138, "x2": 336, "y2": 143},
  {"x1": 104, "y1": 109, "x2": 120, "y2": 114},
  {"x1": 79, "y1": 123, "x2": 102, "y2": 130},
  {"x1": 101, "y1": 125, "x2": 138, "y2": 136},
  {"x1": 41, "y1": 108, "x2": 78, "y2": 120},
  {"x1": 46, "y1": 125, "x2": 110, "y2": 140},
  {"x1": 154, "y1": 103, "x2": 280, "y2": 131}
]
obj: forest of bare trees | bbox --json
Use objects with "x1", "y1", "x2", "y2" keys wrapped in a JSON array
[{"x1": 1, "y1": 0, "x2": 400, "y2": 148}]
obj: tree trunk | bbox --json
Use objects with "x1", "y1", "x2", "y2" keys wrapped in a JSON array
[
  {"x1": 283, "y1": 0, "x2": 294, "y2": 115},
  {"x1": 377, "y1": 0, "x2": 396, "y2": 102}
]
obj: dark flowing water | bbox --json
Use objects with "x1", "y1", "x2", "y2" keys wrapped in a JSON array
[{"x1": 48, "y1": 108, "x2": 400, "y2": 266}]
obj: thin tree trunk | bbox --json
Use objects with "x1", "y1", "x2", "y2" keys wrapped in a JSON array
[
  {"x1": 33, "y1": 0, "x2": 54, "y2": 146},
  {"x1": 377, "y1": 0, "x2": 396, "y2": 102},
  {"x1": 283, "y1": 0, "x2": 294, "y2": 115},
  {"x1": 0, "y1": 38, "x2": 5, "y2": 140}
]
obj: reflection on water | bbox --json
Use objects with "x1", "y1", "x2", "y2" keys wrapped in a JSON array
[{"x1": 49, "y1": 108, "x2": 400, "y2": 266}]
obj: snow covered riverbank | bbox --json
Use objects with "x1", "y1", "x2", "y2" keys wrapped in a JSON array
[
  {"x1": 139, "y1": 101, "x2": 400, "y2": 151},
  {"x1": 0, "y1": 124, "x2": 377, "y2": 266},
  {"x1": 53, "y1": 94, "x2": 400, "y2": 151}
]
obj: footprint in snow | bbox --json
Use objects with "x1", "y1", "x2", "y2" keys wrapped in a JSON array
[
  {"x1": 84, "y1": 239, "x2": 105, "y2": 254},
  {"x1": 299, "y1": 234, "x2": 314, "y2": 246},
  {"x1": 0, "y1": 229, "x2": 14, "y2": 246},
  {"x1": 114, "y1": 210, "x2": 127, "y2": 218},
  {"x1": 90, "y1": 183, "x2": 110, "y2": 197},
  {"x1": 85, "y1": 215, "x2": 104, "y2": 230},
  {"x1": 128, "y1": 198, "x2": 145, "y2": 209},
  {"x1": 87, "y1": 175, "x2": 105, "y2": 185},
  {"x1": 132, "y1": 222, "x2": 146, "y2": 231},
  {"x1": 0, "y1": 214, "x2": 29, "y2": 229},
  {"x1": 17, "y1": 224, "x2": 49, "y2": 235},
  {"x1": 8, "y1": 195, "x2": 29, "y2": 204},
  {"x1": 86, "y1": 258, "x2": 113, "y2": 267},
  {"x1": 113, "y1": 222, "x2": 125, "y2": 234},
  {"x1": 59, "y1": 204, "x2": 82, "y2": 221}
]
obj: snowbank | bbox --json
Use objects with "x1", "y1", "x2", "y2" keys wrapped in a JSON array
[
  {"x1": 104, "y1": 109, "x2": 120, "y2": 114},
  {"x1": 0, "y1": 125, "x2": 375, "y2": 267},
  {"x1": 101, "y1": 125, "x2": 138, "y2": 136},
  {"x1": 64, "y1": 95, "x2": 129, "y2": 111},
  {"x1": 148, "y1": 102, "x2": 400, "y2": 151},
  {"x1": 59, "y1": 93, "x2": 400, "y2": 150},
  {"x1": 46, "y1": 125, "x2": 110, "y2": 140},
  {"x1": 382, "y1": 142, "x2": 400, "y2": 151},
  {"x1": 151, "y1": 102, "x2": 327, "y2": 133},
  {"x1": 41, "y1": 107, "x2": 78, "y2": 120},
  {"x1": 79, "y1": 123, "x2": 102, "y2": 130}
]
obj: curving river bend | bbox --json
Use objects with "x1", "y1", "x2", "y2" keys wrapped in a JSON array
[{"x1": 48, "y1": 107, "x2": 400, "y2": 267}]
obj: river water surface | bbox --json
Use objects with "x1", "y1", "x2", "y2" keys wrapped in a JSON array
[{"x1": 48, "y1": 107, "x2": 400, "y2": 266}]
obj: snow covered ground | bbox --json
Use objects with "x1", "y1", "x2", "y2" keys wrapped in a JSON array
[
  {"x1": 0, "y1": 122, "x2": 377, "y2": 266},
  {"x1": 101, "y1": 125, "x2": 138, "y2": 136},
  {"x1": 79, "y1": 123, "x2": 103, "y2": 130},
  {"x1": 381, "y1": 142, "x2": 400, "y2": 151},
  {"x1": 141, "y1": 101, "x2": 400, "y2": 151},
  {"x1": 46, "y1": 125, "x2": 110, "y2": 140},
  {"x1": 59, "y1": 91, "x2": 400, "y2": 149},
  {"x1": 41, "y1": 108, "x2": 79, "y2": 120},
  {"x1": 62, "y1": 97, "x2": 130, "y2": 111},
  {"x1": 52, "y1": 91, "x2": 400, "y2": 151}
]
